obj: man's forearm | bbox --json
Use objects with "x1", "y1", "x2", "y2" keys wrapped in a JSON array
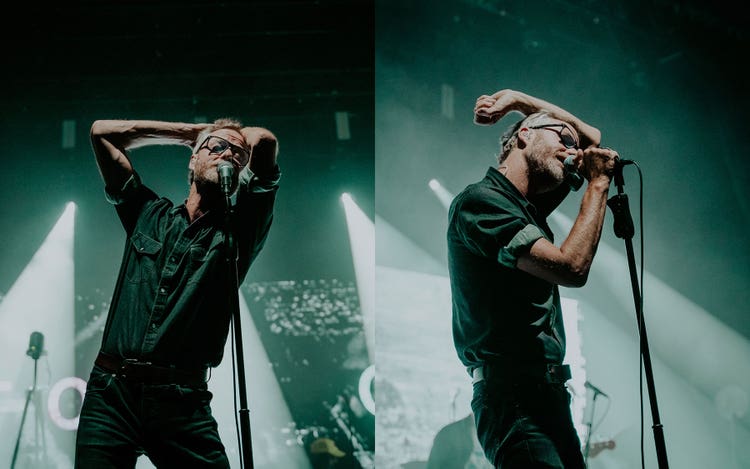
[
  {"x1": 90, "y1": 120, "x2": 206, "y2": 150},
  {"x1": 508, "y1": 91, "x2": 601, "y2": 148},
  {"x1": 476, "y1": 89, "x2": 602, "y2": 148},
  {"x1": 558, "y1": 177, "x2": 610, "y2": 282},
  {"x1": 90, "y1": 120, "x2": 206, "y2": 194}
]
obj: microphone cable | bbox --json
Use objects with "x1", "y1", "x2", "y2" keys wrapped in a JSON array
[{"x1": 625, "y1": 160, "x2": 647, "y2": 469}]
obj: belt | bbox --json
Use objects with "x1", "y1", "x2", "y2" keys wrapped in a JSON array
[
  {"x1": 95, "y1": 352, "x2": 208, "y2": 386},
  {"x1": 471, "y1": 363, "x2": 571, "y2": 385}
]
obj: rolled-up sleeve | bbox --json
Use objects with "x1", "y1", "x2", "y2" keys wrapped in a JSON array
[
  {"x1": 234, "y1": 164, "x2": 280, "y2": 282},
  {"x1": 453, "y1": 187, "x2": 545, "y2": 269},
  {"x1": 106, "y1": 171, "x2": 160, "y2": 236},
  {"x1": 105, "y1": 172, "x2": 143, "y2": 205},
  {"x1": 498, "y1": 223, "x2": 545, "y2": 268},
  {"x1": 238, "y1": 164, "x2": 281, "y2": 194}
]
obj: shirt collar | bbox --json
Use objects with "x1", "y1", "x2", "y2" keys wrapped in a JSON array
[
  {"x1": 171, "y1": 202, "x2": 222, "y2": 229},
  {"x1": 484, "y1": 166, "x2": 537, "y2": 216}
]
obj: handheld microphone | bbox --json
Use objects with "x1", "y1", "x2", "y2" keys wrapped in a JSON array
[
  {"x1": 26, "y1": 331, "x2": 44, "y2": 360},
  {"x1": 563, "y1": 155, "x2": 584, "y2": 191},
  {"x1": 564, "y1": 155, "x2": 635, "y2": 191},
  {"x1": 585, "y1": 380, "x2": 608, "y2": 398},
  {"x1": 617, "y1": 158, "x2": 635, "y2": 168},
  {"x1": 217, "y1": 162, "x2": 235, "y2": 196}
]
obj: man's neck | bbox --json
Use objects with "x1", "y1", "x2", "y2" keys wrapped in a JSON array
[
  {"x1": 186, "y1": 184, "x2": 223, "y2": 223},
  {"x1": 497, "y1": 155, "x2": 530, "y2": 197}
]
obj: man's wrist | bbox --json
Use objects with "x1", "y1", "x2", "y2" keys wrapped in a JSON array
[{"x1": 587, "y1": 177, "x2": 611, "y2": 192}]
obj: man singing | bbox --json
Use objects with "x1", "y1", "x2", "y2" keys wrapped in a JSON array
[
  {"x1": 75, "y1": 118, "x2": 279, "y2": 468},
  {"x1": 448, "y1": 89, "x2": 618, "y2": 468}
]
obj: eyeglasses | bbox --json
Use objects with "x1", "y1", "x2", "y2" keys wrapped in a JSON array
[
  {"x1": 529, "y1": 124, "x2": 579, "y2": 149},
  {"x1": 198, "y1": 135, "x2": 250, "y2": 166}
]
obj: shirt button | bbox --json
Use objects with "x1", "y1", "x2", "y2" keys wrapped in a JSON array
[
  {"x1": 159, "y1": 287, "x2": 166, "y2": 294},
  {"x1": 150, "y1": 323, "x2": 157, "y2": 331},
  {"x1": 169, "y1": 256, "x2": 176, "y2": 263}
]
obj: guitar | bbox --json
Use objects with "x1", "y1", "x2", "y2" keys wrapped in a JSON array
[{"x1": 585, "y1": 439, "x2": 616, "y2": 458}]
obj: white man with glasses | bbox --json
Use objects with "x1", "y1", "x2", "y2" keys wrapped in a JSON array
[
  {"x1": 448, "y1": 89, "x2": 618, "y2": 468},
  {"x1": 75, "y1": 118, "x2": 279, "y2": 468}
]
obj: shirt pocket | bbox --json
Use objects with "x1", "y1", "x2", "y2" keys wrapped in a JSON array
[
  {"x1": 186, "y1": 235, "x2": 224, "y2": 284},
  {"x1": 127, "y1": 231, "x2": 162, "y2": 284}
]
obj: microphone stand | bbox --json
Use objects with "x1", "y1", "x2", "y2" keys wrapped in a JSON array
[
  {"x1": 11, "y1": 338, "x2": 48, "y2": 469},
  {"x1": 606, "y1": 162, "x2": 669, "y2": 468},
  {"x1": 582, "y1": 388, "x2": 602, "y2": 465},
  {"x1": 224, "y1": 191, "x2": 255, "y2": 469}
]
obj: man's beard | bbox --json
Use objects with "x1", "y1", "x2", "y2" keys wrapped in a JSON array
[
  {"x1": 193, "y1": 160, "x2": 219, "y2": 184},
  {"x1": 191, "y1": 162, "x2": 222, "y2": 195},
  {"x1": 193, "y1": 162, "x2": 238, "y2": 195},
  {"x1": 525, "y1": 148, "x2": 564, "y2": 194}
]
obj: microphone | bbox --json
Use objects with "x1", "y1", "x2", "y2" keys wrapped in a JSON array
[
  {"x1": 26, "y1": 331, "x2": 44, "y2": 360},
  {"x1": 585, "y1": 380, "x2": 608, "y2": 398},
  {"x1": 617, "y1": 158, "x2": 635, "y2": 168},
  {"x1": 564, "y1": 155, "x2": 635, "y2": 191},
  {"x1": 563, "y1": 155, "x2": 584, "y2": 191},
  {"x1": 217, "y1": 161, "x2": 234, "y2": 195}
]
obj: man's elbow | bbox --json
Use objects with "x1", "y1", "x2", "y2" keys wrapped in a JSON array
[
  {"x1": 562, "y1": 262, "x2": 590, "y2": 288},
  {"x1": 255, "y1": 131, "x2": 278, "y2": 157},
  {"x1": 90, "y1": 120, "x2": 122, "y2": 143},
  {"x1": 562, "y1": 272, "x2": 588, "y2": 288},
  {"x1": 90, "y1": 120, "x2": 106, "y2": 139}
]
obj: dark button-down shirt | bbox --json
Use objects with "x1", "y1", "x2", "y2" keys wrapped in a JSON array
[
  {"x1": 448, "y1": 167, "x2": 565, "y2": 372},
  {"x1": 100, "y1": 165, "x2": 279, "y2": 369}
]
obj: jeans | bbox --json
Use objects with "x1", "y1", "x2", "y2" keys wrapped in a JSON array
[
  {"x1": 74, "y1": 365, "x2": 229, "y2": 468},
  {"x1": 471, "y1": 378, "x2": 585, "y2": 469}
]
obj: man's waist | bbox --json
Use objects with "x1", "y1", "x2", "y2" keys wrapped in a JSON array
[
  {"x1": 94, "y1": 352, "x2": 208, "y2": 386},
  {"x1": 470, "y1": 361, "x2": 571, "y2": 385}
]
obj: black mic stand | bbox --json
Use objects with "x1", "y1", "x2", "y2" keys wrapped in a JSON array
[
  {"x1": 582, "y1": 387, "x2": 603, "y2": 465},
  {"x1": 223, "y1": 191, "x2": 255, "y2": 469},
  {"x1": 606, "y1": 162, "x2": 669, "y2": 468},
  {"x1": 11, "y1": 335, "x2": 48, "y2": 469}
]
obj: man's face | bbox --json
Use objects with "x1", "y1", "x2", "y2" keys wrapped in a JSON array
[
  {"x1": 190, "y1": 129, "x2": 249, "y2": 193},
  {"x1": 524, "y1": 121, "x2": 579, "y2": 193}
]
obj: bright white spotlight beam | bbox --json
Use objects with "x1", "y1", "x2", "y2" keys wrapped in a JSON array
[
  {"x1": 549, "y1": 210, "x2": 750, "y2": 424},
  {"x1": 341, "y1": 193, "x2": 375, "y2": 364},
  {"x1": 0, "y1": 201, "x2": 76, "y2": 464},
  {"x1": 208, "y1": 293, "x2": 309, "y2": 469},
  {"x1": 428, "y1": 178, "x2": 455, "y2": 210}
]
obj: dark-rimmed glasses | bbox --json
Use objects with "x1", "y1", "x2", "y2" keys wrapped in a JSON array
[
  {"x1": 199, "y1": 135, "x2": 250, "y2": 166},
  {"x1": 529, "y1": 124, "x2": 579, "y2": 149}
]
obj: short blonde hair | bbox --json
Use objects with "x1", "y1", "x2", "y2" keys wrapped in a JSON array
[
  {"x1": 192, "y1": 117, "x2": 244, "y2": 153},
  {"x1": 497, "y1": 111, "x2": 552, "y2": 164}
]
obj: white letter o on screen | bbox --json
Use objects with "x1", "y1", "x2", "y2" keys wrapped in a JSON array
[
  {"x1": 47, "y1": 377, "x2": 87, "y2": 431},
  {"x1": 358, "y1": 364, "x2": 375, "y2": 415}
]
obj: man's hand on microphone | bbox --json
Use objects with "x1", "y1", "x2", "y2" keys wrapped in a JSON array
[{"x1": 581, "y1": 147, "x2": 618, "y2": 182}]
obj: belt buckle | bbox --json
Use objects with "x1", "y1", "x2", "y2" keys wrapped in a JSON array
[
  {"x1": 545, "y1": 364, "x2": 556, "y2": 383},
  {"x1": 545, "y1": 363, "x2": 568, "y2": 383},
  {"x1": 119, "y1": 358, "x2": 151, "y2": 379},
  {"x1": 471, "y1": 366, "x2": 485, "y2": 384}
]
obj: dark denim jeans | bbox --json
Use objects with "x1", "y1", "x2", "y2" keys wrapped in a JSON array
[
  {"x1": 471, "y1": 378, "x2": 585, "y2": 468},
  {"x1": 74, "y1": 365, "x2": 229, "y2": 468}
]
